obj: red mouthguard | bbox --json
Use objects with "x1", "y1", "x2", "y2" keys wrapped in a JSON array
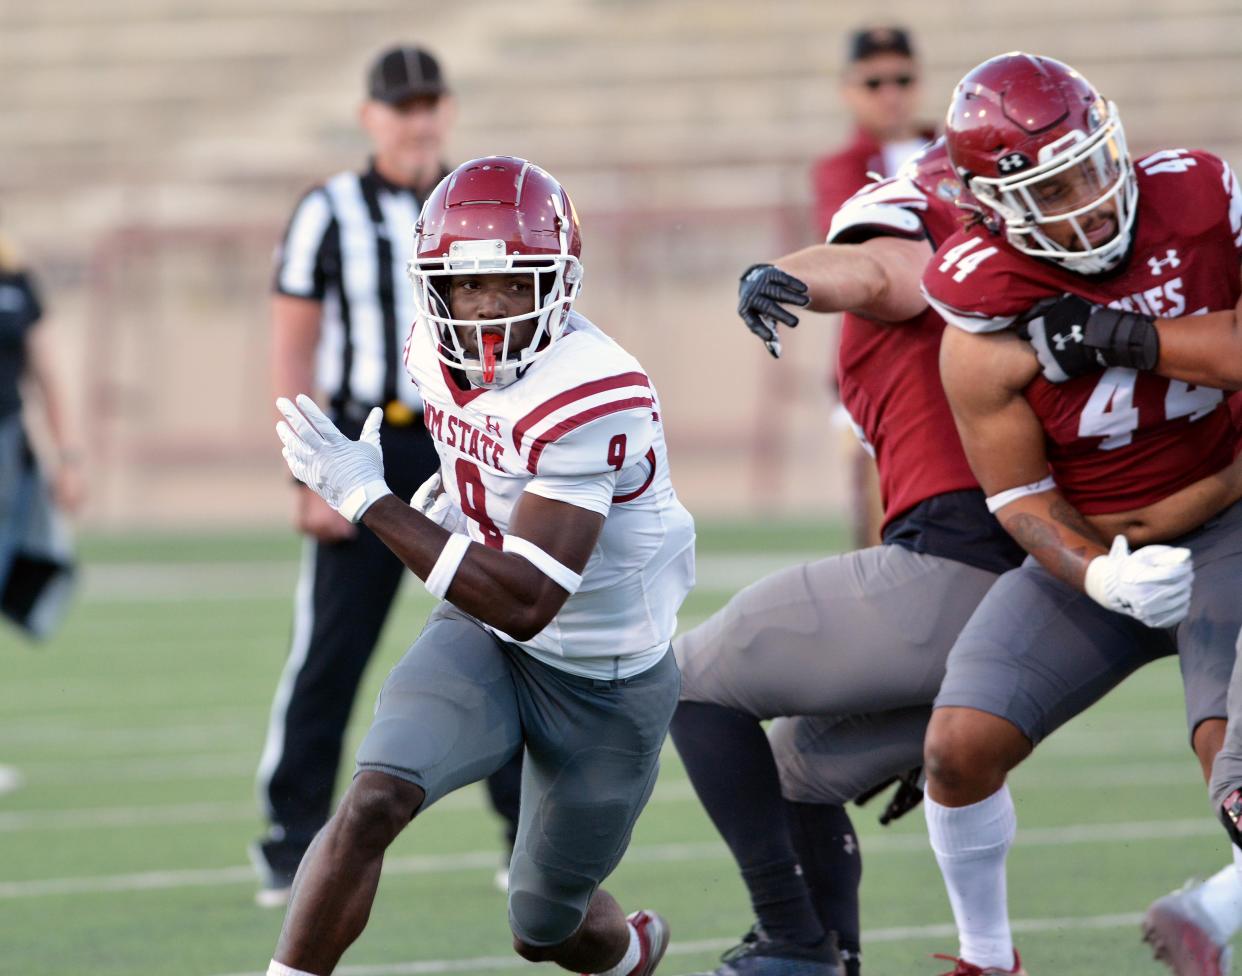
[{"x1": 481, "y1": 333, "x2": 502, "y2": 383}]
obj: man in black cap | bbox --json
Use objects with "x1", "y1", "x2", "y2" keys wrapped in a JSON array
[
  {"x1": 811, "y1": 27, "x2": 933, "y2": 237},
  {"x1": 810, "y1": 27, "x2": 936, "y2": 555},
  {"x1": 252, "y1": 43, "x2": 522, "y2": 907}
]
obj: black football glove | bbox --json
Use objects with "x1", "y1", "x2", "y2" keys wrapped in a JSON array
[
  {"x1": 738, "y1": 263, "x2": 810, "y2": 359},
  {"x1": 854, "y1": 766, "x2": 924, "y2": 826},
  {"x1": 1017, "y1": 293, "x2": 1159, "y2": 383},
  {"x1": 1222, "y1": 788, "x2": 1242, "y2": 850}
]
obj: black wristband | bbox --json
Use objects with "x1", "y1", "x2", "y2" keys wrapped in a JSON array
[{"x1": 1087, "y1": 307, "x2": 1160, "y2": 371}]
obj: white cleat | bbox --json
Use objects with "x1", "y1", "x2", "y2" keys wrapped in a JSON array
[{"x1": 1143, "y1": 881, "x2": 1234, "y2": 976}]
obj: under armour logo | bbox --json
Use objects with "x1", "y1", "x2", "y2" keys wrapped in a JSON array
[
  {"x1": 843, "y1": 833, "x2": 858, "y2": 855},
  {"x1": 998, "y1": 153, "x2": 1029, "y2": 173},
  {"x1": 1148, "y1": 249, "x2": 1181, "y2": 275},
  {"x1": 1053, "y1": 325, "x2": 1085, "y2": 350},
  {"x1": 485, "y1": 415, "x2": 502, "y2": 437}
]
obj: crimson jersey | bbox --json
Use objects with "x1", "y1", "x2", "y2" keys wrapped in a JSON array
[
  {"x1": 827, "y1": 156, "x2": 979, "y2": 526},
  {"x1": 923, "y1": 149, "x2": 1242, "y2": 514}
]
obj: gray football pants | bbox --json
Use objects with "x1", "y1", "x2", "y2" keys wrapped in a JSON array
[
  {"x1": 1209, "y1": 629, "x2": 1242, "y2": 814},
  {"x1": 674, "y1": 545, "x2": 1000, "y2": 804},
  {"x1": 938, "y1": 499, "x2": 1242, "y2": 749},
  {"x1": 355, "y1": 603, "x2": 680, "y2": 946}
]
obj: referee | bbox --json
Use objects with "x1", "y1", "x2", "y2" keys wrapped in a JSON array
[{"x1": 253, "y1": 43, "x2": 521, "y2": 906}]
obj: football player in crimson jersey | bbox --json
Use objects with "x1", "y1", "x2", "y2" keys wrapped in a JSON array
[
  {"x1": 919, "y1": 53, "x2": 1242, "y2": 975},
  {"x1": 672, "y1": 140, "x2": 1029, "y2": 976},
  {"x1": 266, "y1": 156, "x2": 694, "y2": 976}
]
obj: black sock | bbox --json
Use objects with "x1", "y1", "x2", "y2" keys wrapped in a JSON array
[
  {"x1": 670, "y1": 700, "x2": 824, "y2": 945},
  {"x1": 787, "y1": 800, "x2": 862, "y2": 974}
]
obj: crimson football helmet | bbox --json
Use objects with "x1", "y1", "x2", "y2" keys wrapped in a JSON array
[
  {"x1": 902, "y1": 136, "x2": 978, "y2": 212},
  {"x1": 409, "y1": 155, "x2": 583, "y2": 387},
  {"x1": 944, "y1": 53, "x2": 1137, "y2": 274}
]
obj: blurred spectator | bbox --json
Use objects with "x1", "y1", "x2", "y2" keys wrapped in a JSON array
[
  {"x1": 812, "y1": 27, "x2": 935, "y2": 236},
  {"x1": 812, "y1": 27, "x2": 935, "y2": 548},
  {"x1": 0, "y1": 233, "x2": 82, "y2": 640},
  {"x1": 252, "y1": 43, "x2": 521, "y2": 908}
]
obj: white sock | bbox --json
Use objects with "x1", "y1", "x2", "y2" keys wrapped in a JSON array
[
  {"x1": 593, "y1": 921, "x2": 640, "y2": 976},
  {"x1": 924, "y1": 785, "x2": 1017, "y2": 970},
  {"x1": 267, "y1": 962, "x2": 317, "y2": 976},
  {"x1": 1187, "y1": 854, "x2": 1242, "y2": 944}
]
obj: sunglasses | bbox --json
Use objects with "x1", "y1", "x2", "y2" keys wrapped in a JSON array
[{"x1": 861, "y1": 74, "x2": 916, "y2": 91}]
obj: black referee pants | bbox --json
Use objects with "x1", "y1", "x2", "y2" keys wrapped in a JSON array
[{"x1": 256, "y1": 418, "x2": 522, "y2": 871}]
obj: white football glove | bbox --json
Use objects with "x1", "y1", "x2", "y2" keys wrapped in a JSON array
[
  {"x1": 1084, "y1": 534, "x2": 1194, "y2": 629},
  {"x1": 410, "y1": 470, "x2": 442, "y2": 515},
  {"x1": 409, "y1": 471, "x2": 467, "y2": 533},
  {"x1": 276, "y1": 394, "x2": 392, "y2": 523}
]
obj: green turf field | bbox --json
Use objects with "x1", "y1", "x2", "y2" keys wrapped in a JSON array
[{"x1": 0, "y1": 521, "x2": 1232, "y2": 975}]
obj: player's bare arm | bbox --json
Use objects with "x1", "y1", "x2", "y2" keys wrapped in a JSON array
[
  {"x1": 943, "y1": 326, "x2": 1196, "y2": 628},
  {"x1": 739, "y1": 237, "x2": 933, "y2": 356},
  {"x1": 940, "y1": 326, "x2": 1108, "y2": 588},
  {"x1": 274, "y1": 392, "x2": 603, "y2": 642},
  {"x1": 778, "y1": 236, "x2": 933, "y2": 322},
  {"x1": 362, "y1": 489, "x2": 602, "y2": 641},
  {"x1": 1151, "y1": 291, "x2": 1242, "y2": 388}
]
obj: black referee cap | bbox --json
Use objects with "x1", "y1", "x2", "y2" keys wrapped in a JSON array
[
  {"x1": 847, "y1": 27, "x2": 915, "y2": 62},
  {"x1": 367, "y1": 45, "x2": 448, "y2": 104}
]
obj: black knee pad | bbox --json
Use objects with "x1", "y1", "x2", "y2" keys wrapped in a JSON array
[{"x1": 508, "y1": 883, "x2": 586, "y2": 948}]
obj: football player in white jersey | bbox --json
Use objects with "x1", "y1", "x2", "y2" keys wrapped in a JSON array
[{"x1": 266, "y1": 156, "x2": 694, "y2": 976}]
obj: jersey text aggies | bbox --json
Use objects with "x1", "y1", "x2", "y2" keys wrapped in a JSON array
[{"x1": 924, "y1": 148, "x2": 1242, "y2": 512}]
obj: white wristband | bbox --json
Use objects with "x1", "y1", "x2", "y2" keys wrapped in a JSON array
[
  {"x1": 985, "y1": 475, "x2": 1057, "y2": 514},
  {"x1": 425, "y1": 533, "x2": 472, "y2": 600},
  {"x1": 338, "y1": 479, "x2": 393, "y2": 523},
  {"x1": 502, "y1": 535, "x2": 584, "y2": 595}
]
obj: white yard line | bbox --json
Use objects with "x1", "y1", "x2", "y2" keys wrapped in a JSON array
[
  {"x1": 0, "y1": 801, "x2": 257, "y2": 832},
  {"x1": 0, "y1": 818, "x2": 1228, "y2": 899},
  {"x1": 0, "y1": 723, "x2": 257, "y2": 750},
  {"x1": 81, "y1": 562, "x2": 296, "y2": 603},
  {"x1": 0, "y1": 760, "x2": 1206, "y2": 832},
  {"x1": 17, "y1": 754, "x2": 256, "y2": 785},
  {"x1": 0, "y1": 765, "x2": 23, "y2": 796},
  {"x1": 7, "y1": 735, "x2": 1192, "y2": 784},
  {"x1": 205, "y1": 911, "x2": 1147, "y2": 976},
  {"x1": 78, "y1": 553, "x2": 827, "y2": 604}
]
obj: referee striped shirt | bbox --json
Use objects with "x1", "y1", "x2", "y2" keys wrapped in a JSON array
[{"x1": 274, "y1": 160, "x2": 446, "y2": 415}]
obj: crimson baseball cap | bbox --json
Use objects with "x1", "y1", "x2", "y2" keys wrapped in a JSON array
[
  {"x1": 367, "y1": 45, "x2": 448, "y2": 103},
  {"x1": 848, "y1": 27, "x2": 915, "y2": 62}
]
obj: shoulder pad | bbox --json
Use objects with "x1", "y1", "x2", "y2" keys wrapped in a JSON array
[
  {"x1": 513, "y1": 371, "x2": 657, "y2": 476},
  {"x1": 827, "y1": 176, "x2": 928, "y2": 245}
]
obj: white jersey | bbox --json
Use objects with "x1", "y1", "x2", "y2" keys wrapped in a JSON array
[{"x1": 405, "y1": 310, "x2": 696, "y2": 679}]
